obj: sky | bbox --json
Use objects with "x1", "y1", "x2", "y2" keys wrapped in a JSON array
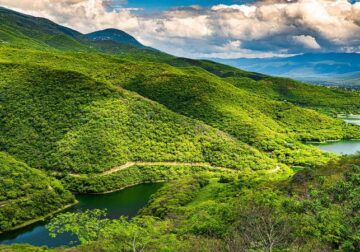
[
  {"x1": 0, "y1": 0, "x2": 360, "y2": 58},
  {"x1": 108, "y1": 0, "x2": 250, "y2": 11}
]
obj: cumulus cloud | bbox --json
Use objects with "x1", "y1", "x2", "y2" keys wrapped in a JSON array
[
  {"x1": 292, "y1": 35, "x2": 321, "y2": 49},
  {"x1": 0, "y1": 0, "x2": 360, "y2": 58}
]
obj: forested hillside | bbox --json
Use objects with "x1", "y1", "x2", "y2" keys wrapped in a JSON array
[
  {"x1": 7, "y1": 155, "x2": 357, "y2": 252},
  {"x1": 1, "y1": 46, "x2": 358, "y2": 168},
  {"x1": 0, "y1": 62, "x2": 277, "y2": 173},
  {"x1": 0, "y1": 152, "x2": 75, "y2": 233},
  {"x1": 0, "y1": 6, "x2": 359, "y2": 252}
]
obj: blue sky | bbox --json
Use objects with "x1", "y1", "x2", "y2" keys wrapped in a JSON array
[
  {"x1": 113, "y1": 0, "x2": 357, "y2": 11},
  {"x1": 117, "y1": 0, "x2": 253, "y2": 11},
  {"x1": 1, "y1": 0, "x2": 360, "y2": 58}
]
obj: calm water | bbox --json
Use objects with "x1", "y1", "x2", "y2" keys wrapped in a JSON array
[
  {"x1": 0, "y1": 183, "x2": 163, "y2": 248},
  {"x1": 344, "y1": 119, "x2": 360, "y2": 126},
  {"x1": 339, "y1": 115, "x2": 360, "y2": 126},
  {"x1": 313, "y1": 140, "x2": 360, "y2": 155},
  {"x1": 311, "y1": 116, "x2": 360, "y2": 155}
]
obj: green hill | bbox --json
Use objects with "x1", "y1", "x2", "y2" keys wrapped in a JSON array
[
  {"x1": 0, "y1": 7, "x2": 88, "y2": 51},
  {"x1": 225, "y1": 74, "x2": 360, "y2": 114},
  {"x1": 0, "y1": 152, "x2": 75, "y2": 233},
  {"x1": 0, "y1": 62, "x2": 276, "y2": 173},
  {"x1": 0, "y1": 46, "x2": 342, "y2": 167},
  {"x1": 18, "y1": 155, "x2": 357, "y2": 252},
  {"x1": 166, "y1": 59, "x2": 360, "y2": 115},
  {"x1": 0, "y1": 7, "x2": 150, "y2": 54},
  {"x1": 0, "y1": 6, "x2": 359, "y2": 252},
  {"x1": 86, "y1": 29, "x2": 146, "y2": 48},
  {"x1": 136, "y1": 155, "x2": 360, "y2": 251}
]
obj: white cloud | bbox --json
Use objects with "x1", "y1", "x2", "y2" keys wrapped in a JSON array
[
  {"x1": 199, "y1": 40, "x2": 298, "y2": 59},
  {"x1": 0, "y1": 0, "x2": 360, "y2": 58},
  {"x1": 211, "y1": 4, "x2": 256, "y2": 17},
  {"x1": 292, "y1": 35, "x2": 321, "y2": 49}
]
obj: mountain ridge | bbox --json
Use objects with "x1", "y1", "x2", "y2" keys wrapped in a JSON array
[
  {"x1": 0, "y1": 6, "x2": 147, "y2": 52},
  {"x1": 86, "y1": 28, "x2": 146, "y2": 48},
  {"x1": 213, "y1": 53, "x2": 360, "y2": 88},
  {"x1": 0, "y1": 7, "x2": 360, "y2": 248}
]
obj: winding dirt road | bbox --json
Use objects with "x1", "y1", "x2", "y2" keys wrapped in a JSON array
[{"x1": 70, "y1": 162, "x2": 282, "y2": 177}]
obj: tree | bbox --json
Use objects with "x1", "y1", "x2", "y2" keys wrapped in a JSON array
[
  {"x1": 233, "y1": 202, "x2": 292, "y2": 252},
  {"x1": 102, "y1": 216, "x2": 178, "y2": 252},
  {"x1": 47, "y1": 209, "x2": 110, "y2": 244},
  {"x1": 47, "y1": 210, "x2": 179, "y2": 251}
]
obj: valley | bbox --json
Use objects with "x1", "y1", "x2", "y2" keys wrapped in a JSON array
[
  {"x1": 0, "y1": 6, "x2": 359, "y2": 252},
  {"x1": 214, "y1": 53, "x2": 360, "y2": 89}
]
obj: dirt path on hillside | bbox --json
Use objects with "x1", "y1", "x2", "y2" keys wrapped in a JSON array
[
  {"x1": 70, "y1": 162, "x2": 283, "y2": 177},
  {"x1": 0, "y1": 201, "x2": 9, "y2": 208}
]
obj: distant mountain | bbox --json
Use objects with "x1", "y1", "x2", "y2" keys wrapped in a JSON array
[
  {"x1": 214, "y1": 53, "x2": 360, "y2": 88},
  {"x1": 86, "y1": 29, "x2": 145, "y2": 48},
  {"x1": 1, "y1": 7, "x2": 360, "y2": 248},
  {"x1": 1, "y1": 6, "x2": 360, "y2": 252}
]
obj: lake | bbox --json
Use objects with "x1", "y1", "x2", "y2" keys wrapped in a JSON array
[
  {"x1": 0, "y1": 183, "x2": 163, "y2": 248},
  {"x1": 312, "y1": 140, "x2": 360, "y2": 155},
  {"x1": 344, "y1": 119, "x2": 360, "y2": 126},
  {"x1": 311, "y1": 115, "x2": 360, "y2": 155},
  {"x1": 339, "y1": 115, "x2": 360, "y2": 126}
]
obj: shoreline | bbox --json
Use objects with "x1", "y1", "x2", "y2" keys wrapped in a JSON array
[
  {"x1": 0, "y1": 181, "x2": 166, "y2": 236},
  {"x1": 0, "y1": 181, "x2": 164, "y2": 236},
  {"x1": 0, "y1": 201, "x2": 79, "y2": 235},
  {"x1": 337, "y1": 114, "x2": 360, "y2": 119},
  {"x1": 76, "y1": 180, "x2": 168, "y2": 195},
  {"x1": 1, "y1": 181, "x2": 167, "y2": 236},
  {"x1": 305, "y1": 138, "x2": 360, "y2": 144},
  {"x1": 0, "y1": 163, "x2": 290, "y2": 235}
]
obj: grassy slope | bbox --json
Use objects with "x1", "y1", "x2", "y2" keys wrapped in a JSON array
[
  {"x1": 216, "y1": 69, "x2": 360, "y2": 115},
  {"x1": 2, "y1": 45, "x2": 355, "y2": 167},
  {"x1": 1, "y1": 7, "x2": 358, "y2": 149},
  {"x1": 0, "y1": 8, "x2": 359, "y2": 251},
  {"x1": 137, "y1": 57, "x2": 360, "y2": 114},
  {"x1": 0, "y1": 152, "x2": 75, "y2": 232},
  {"x1": 118, "y1": 61, "x2": 359, "y2": 165},
  {"x1": 0, "y1": 7, "x2": 90, "y2": 52},
  {"x1": 138, "y1": 155, "x2": 360, "y2": 250},
  {"x1": 122, "y1": 63, "x2": 357, "y2": 142},
  {"x1": 0, "y1": 62, "x2": 277, "y2": 173},
  {"x1": 0, "y1": 47, "x2": 338, "y2": 167}
]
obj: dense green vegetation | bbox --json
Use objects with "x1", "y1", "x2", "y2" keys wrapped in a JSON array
[
  {"x1": 0, "y1": 6, "x2": 360, "y2": 252},
  {"x1": 122, "y1": 61, "x2": 360, "y2": 143},
  {"x1": 163, "y1": 58, "x2": 360, "y2": 114},
  {"x1": 0, "y1": 46, "x2": 349, "y2": 168},
  {"x1": 0, "y1": 152, "x2": 75, "y2": 233},
  {"x1": 61, "y1": 165, "x2": 240, "y2": 194},
  {"x1": 0, "y1": 63, "x2": 277, "y2": 173},
  {"x1": 0, "y1": 244, "x2": 53, "y2": 252},
  {"x1": 226, "y1": 75, "x2": 360, "y2": 115},
  {"x1": 39, "y1": 155, "x2": 359, "y2": 252},
  {"x1": 0, "y1": 7, "x2": 89, "y2": 52}
]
